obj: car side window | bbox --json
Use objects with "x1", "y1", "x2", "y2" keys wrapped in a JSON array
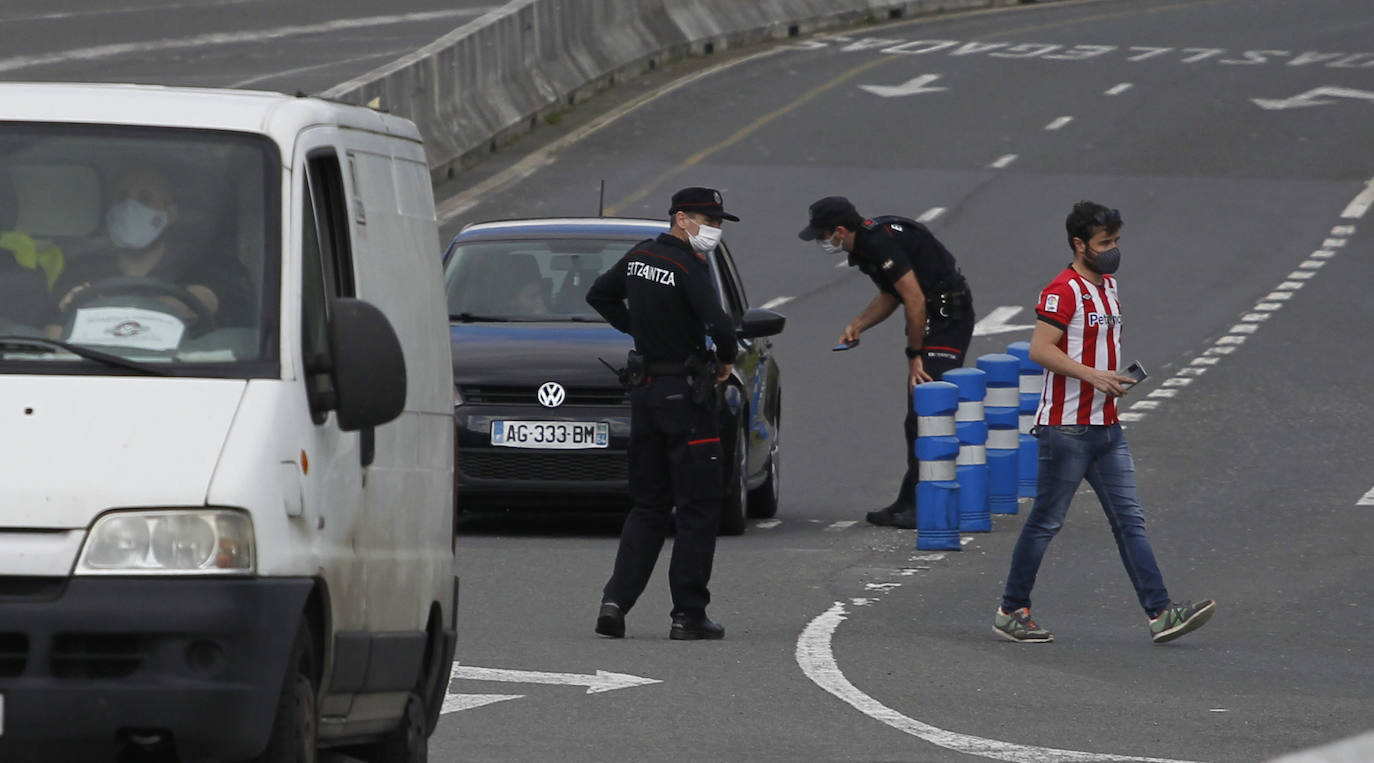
[
  {"x1": 712, "y1": 242, "x2": 747, "y2": 321},
  {"x1": 300, "y1": 149, "x2": 356, "y2": 425}
]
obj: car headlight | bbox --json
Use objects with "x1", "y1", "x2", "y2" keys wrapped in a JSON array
[{"x1": 76, "y1": 509, "x2": 255, "y2": 575}]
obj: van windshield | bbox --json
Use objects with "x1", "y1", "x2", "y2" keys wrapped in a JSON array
[
  {"x1": 0, "y1": 124, "x2": 279, "y2": 377},
  {"x1": 444, "y1": 238, "x2": 633, "y2": 322}
]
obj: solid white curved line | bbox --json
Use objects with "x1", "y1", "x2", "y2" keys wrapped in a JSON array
[{"x1": 795, "y1": 601, "x2": 1203, "y2": 763}]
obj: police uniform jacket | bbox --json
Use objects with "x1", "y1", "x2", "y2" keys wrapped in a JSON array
[
  {"x1": 586, "y1": 232, "x2": 737, "y2": 366},
  {"x1": 849, "y1": 215, "x2": 965, "y2": 301}
]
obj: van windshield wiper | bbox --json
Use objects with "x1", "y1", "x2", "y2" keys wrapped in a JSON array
[
  {"x1": 0, "y1": 335, "x2": 173, "y2": 376},
  {"x1": 450, "y1": 312, "x2": 510, "y2": 322}
]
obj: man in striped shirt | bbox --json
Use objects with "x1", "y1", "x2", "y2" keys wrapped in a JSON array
[{"x1": 992, "y1": 201, "x2": 1215, "y2": 645}]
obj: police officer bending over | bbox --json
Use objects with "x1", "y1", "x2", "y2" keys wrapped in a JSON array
[
  {"x1": 587, "y1": 187, "x2": 738, "y2": 641},
  {"x1": 799, "y1": 196, "x2": 975, "y2": 529}
]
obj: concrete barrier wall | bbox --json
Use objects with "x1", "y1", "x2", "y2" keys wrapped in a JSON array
[{"x1": 322, "y1": 0, "x2": 1036, "y2": 184}]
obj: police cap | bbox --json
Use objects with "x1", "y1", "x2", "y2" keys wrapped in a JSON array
[
  {"x1": 798, "y1": 195, "x2": 860, "y2": 241},
  {"x1": 669, "y1": 187, "x2": 739, "y2": 222}
]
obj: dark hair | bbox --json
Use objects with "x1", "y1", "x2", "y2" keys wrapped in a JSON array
[
  {"x1": 832, "y1": 209, "x2": 863, "y2": 234},
  {"x1": 1065, "y1": 201, "x2": 1122, "y2": 248}
]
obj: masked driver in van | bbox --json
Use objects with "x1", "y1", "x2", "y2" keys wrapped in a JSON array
[{"x1": 49, "y1": 166, "x2": 252, "y2": 335}]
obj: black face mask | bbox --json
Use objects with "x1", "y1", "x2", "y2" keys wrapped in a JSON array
[{"x1": 1086, "y1": 246, "x2": 1121, "y2": 275}]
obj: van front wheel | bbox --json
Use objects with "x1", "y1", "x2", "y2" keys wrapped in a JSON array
[{"x1": 250, "y1": 623, "x2": 317, "y2": 763}]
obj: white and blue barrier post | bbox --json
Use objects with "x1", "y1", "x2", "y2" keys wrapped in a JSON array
[
  {"x1": 1006, "y1": 341, "x2": 1043, "y2": 499},
  {"x1": 978, "y1": 353, "x2": 1021, "y2": 515},
  {"x1": 914, "y1": 381, "x2": 962, "y2": 551},
  {"x1": 943, "y1": 368, "x2": 990, "y2": 533}
]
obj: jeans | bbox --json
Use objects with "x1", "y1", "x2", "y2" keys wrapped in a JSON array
[{"x1": 1000, "y1": 424, "x2": 1170, "y2": 617}]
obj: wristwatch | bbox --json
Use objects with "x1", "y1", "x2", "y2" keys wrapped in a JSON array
[{"x1": 904, "y1": 346, "x2": 922, "y2": 359}]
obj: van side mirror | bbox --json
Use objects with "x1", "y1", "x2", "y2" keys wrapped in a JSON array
[
  {"x1": 328, "y1": 298, "x2": 407, "y2": 431},
  {"x1": 738, "y1": 307, "x2": 786, "y2": 339}
]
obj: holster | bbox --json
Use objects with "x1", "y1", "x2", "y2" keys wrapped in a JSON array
[
  {"x1": 926, "y1": 281, "x2": 972, "y2": 319},
  {"x1": 624, "y1": 350, "x2": 646, "y2": 387},
  {"x1": 684, "y1": 353, "x2": 720, "y2": 407}
]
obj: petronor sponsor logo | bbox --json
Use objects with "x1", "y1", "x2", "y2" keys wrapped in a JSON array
[{"x1": 1087, "y1": 313, "x2": 1123, "y2": 327}]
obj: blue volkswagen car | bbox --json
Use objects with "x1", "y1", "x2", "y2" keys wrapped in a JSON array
[{"x1": 443, "y1": 218, "x2": 784, "y2": 535}]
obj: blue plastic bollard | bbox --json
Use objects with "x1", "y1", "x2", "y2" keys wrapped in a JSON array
[
  {"x1": 943, "y1": 368, "x2": 990, "y2": 533},
  {"x1": 914, "y1": 381, "x2": 961, "y2": 550},
  {"x1": 1006, "y1": 341, "x2": 1043, "y2": 499},
  {"x1": 978, "y1": 353, "x2": 1020, "y2": 515}
]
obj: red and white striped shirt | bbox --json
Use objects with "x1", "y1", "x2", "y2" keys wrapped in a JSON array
[{"x1": 1034, "y1": 267, "x2": 1123, "y2": 426}]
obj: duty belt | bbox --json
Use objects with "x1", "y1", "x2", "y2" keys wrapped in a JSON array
[{"x1": 645, "y1": 359, "x2": 692, "y2": 376}]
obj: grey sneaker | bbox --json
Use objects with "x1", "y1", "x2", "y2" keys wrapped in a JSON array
[
  {"x1": 993, "y1": 607, "x2": 1053, "y2": 643},
  {"x1": 1149, "y1": 600, "x2": 1215, "y2": 643}
]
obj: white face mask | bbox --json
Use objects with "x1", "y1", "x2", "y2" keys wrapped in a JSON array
[
  {"x1": 818, "y1": 232, "x2": 844, "y2": 256},
  {"x1": 106, "y1": 198, "x2": 169, "y2": 249},
  {"x1": 685, "y1": 217, "x2": 723, "y2": 253}
]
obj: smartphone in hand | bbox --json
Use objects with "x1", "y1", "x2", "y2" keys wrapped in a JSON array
[
  {"x1": 832, "y1": 339, "x2": 860, "y2": 352},
  {"x1": 1122, "y1": 360, "x2": 1148, "y2": 384}
]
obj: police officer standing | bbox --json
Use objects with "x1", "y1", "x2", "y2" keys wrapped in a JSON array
[
  {"x1": 587, "y1": 187, "x2": 738, "y2": 640},
  {"x1": 799, "y1": 196, "x2": 975, "y2": 529}
]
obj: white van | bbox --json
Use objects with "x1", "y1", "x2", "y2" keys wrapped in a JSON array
[{"x1": 0, "y1": 83, "x2": 456, "y2": 762}]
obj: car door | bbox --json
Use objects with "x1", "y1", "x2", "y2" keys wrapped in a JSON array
[{"x1": 711, "y1": 241, "x2": 775, "y2": 479}]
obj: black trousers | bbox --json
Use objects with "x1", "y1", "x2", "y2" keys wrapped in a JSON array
[
  {"x1": 895, "y1": 310, "x2": 975, "y2": 507},
  {"x1": 603, "y1": 376, "x2": 723, "y2": 617}
]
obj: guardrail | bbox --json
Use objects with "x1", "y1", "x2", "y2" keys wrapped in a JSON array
[{"x1": 322, "y1": 0, "x2": 1041, "y2": 183}]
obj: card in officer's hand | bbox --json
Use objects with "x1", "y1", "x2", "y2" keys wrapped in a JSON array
[{"x1": 832, "y1": 339, "x2": 860, "y2": 352}]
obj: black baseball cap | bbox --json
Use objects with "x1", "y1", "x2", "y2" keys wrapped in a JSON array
[
  {"x1": 668, "y1": 186, "x2": 739, "y2": 222},
  {"x1": 798, "y1": 196, "x2": 859, "y2": 240}
]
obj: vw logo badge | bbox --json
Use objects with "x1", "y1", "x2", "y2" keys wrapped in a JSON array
[{"x1": 537, "y1": 381, "x2": 566, "y2": 408}]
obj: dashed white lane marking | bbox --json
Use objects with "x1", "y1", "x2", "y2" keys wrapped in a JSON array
[
  {"x1": 1341, "y1": 177, "x2": 1374, "y2": 219},
  {"x1": 761, "y1": 296, "x2": 793, "y2": 310},
  {"x1": 989, "y1": 153, "x2": 1019, "y2": 169},
  {"x1": 918, "y1": 206, "x2": 947, "y2": 223},
  {"x1": 1045, "y1": 115, "x2": 1075, "y2": 130},
  {"x1": 1128, "y1": 220, "x2": 1356, "y2": 422},
  {"x1": 755, "y1": 519, "x2": 782, "y2": 529},
  {"x1": 826, "y1": 520, "x2": 859, "y2": 532},
  {"x1": 795, "y1": 602, "x2": 1201, "y2": 763},
  {"x1": 1106, "y1": 83, "x2": 1134, "y2": 95},
  {"x1": 1358, "y1": 486, "x2": 1374, "y2": 507}
]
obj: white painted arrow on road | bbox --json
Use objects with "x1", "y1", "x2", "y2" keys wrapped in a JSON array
[
  {"x1": 972, "y1": 305, "x2": 1034, "y2": 336},
  {"x1": 1252, "y1": 86, "x2": 1374, "y2": 110},
  {"x1": 860, "y1": 74, "x2": 948, "y2": 98},
  {"x1": 451, "y1": 664, "x2": 661, "y2": 694}
]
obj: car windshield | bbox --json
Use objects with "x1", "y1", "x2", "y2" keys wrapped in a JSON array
[
  {"x1": 444, "y1": 238, "x2": 635, "y2": 322},
  {"x1": 0, "y1": 124, "x2": 279, "y2": 376}
]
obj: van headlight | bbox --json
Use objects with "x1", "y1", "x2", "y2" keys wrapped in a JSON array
[{"x1": 76, "y1": 510, "x2": 256, "y2": 575}]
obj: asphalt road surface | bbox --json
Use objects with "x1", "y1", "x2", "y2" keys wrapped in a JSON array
[
  {"x1": 13, "y1": 0, "x2": 1374, "y2": 761},
  {"x1": 432, "y1": 1, "x2": 1374, "y2": 761},
  {"x1": 0, "y1": 0, "x2": 498, "y2": 94}
]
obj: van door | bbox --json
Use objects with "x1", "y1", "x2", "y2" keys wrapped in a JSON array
[{"x1": 296, "y1": 142, "x2": 370, "y2": 709}]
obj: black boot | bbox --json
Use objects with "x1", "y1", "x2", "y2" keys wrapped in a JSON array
[
  {"x1": 669, "y1": 612, "x2": 724, "y2": 640},
  {"x1": 865, "y1": 501, "x2": 915, "y2": 528},
  {"x1": 595, "y1": 602, "x2": 625, "y2": 638}
]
